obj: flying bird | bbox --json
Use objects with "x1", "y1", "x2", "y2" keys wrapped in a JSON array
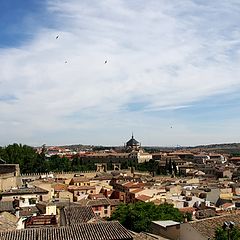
[
  {"x1": 56, "y1": 35, "x2": 59, "y2": 39},
  {"x1": 65, "y1": 61, "x2": 68, "y2": 64},
  {"x1": 104, "y1": 60, "x2": 107, "y2": 64}
]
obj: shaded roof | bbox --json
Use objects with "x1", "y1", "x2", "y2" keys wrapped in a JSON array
[
  {"x1": 0, "y1": 221, "x2": 133, "y2": 240},
  {"x1": 179, "y1": 207, "x2": 196, "y2": 213},
  {"x1": 136, "y1": 195, "x2": 152, "y2": 202},
  {"x1": 0, "y1": 164, "x2": 17, "y2": 174},
  {"x1": 68, "y1": 185, "x2": 95, "y2": 191},
  {"x1": 78, "y1": 198, "x2": 111, "y2": 207},
  {"x1": 25, "y1": 215, "x2": 57, "y2": 228},
  {"x1": 19, "y1": 206, "x2": 39, "y2": 217},
  {"x1": 132, "y1": 232, "x2": 170, "y2": 240},
  {"x1": 189, "y1": 213, "x2": 240, "y2": 239},
  {"x1": 0, "y1": 212, "x2": 18, "y2": 232},
  {"x1": 53, "y1": 184, "x2": 68, "y2": 192},
  {"x1": 63, "y1": 206, "x2": 96, "y2": 225},
  {"x1": 70, "y1": 177, "x2": 90, "y2": 183},
  {"x1": 1, "y1": 187, "x2": 48, "y2": 196},
  {"x1": 0, "y1": 202, "x2": 14, "y2": 212}
]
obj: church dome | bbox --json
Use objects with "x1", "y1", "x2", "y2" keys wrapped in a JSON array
[{"x1": 126, "y1": 134, "x2": 139, "y2": 147}]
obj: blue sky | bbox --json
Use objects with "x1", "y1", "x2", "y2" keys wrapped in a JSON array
[{"x1": 0, "y1": 0, "x2": 240, "y2": 146}]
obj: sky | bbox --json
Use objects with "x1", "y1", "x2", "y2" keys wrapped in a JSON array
[{"x1": 1, "y1": 0, "x2": 240, "y2": 147}]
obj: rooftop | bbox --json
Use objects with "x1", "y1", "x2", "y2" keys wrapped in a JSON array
[
  {"x1": 0, "y1": 201, "x2": 14, "y2": 212},
  {"x1": 0, "y1": 221, "x2": 133, "y2": 240},
  {"x1": 189, "y1": 212, "x2": 240, "y2": 239},
  {"x1": 152, "y1": 220, "x2": 180, "y2": 228},
  {"x1": 1, "y1": 187, "x2": 48, "y2": 196},
  {"x1": 0, "y1": 212, "x2": 18, "y2": 232},
  {"x1": 62, "y1": 206, "x2": 96, "y2": 225}
]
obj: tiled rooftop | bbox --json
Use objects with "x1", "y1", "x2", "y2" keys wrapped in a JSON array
[
  {"x1": 0, "y1": 221, "x2": 133, "y2": 240},
  {"x1": 132, "y1": 232, "x2": 170, "y2": 240},
  {"x1": 189, "y1": 212, "x2": 240, "y2": 239},
  {"x1": 1, "y1": 187, "x2": 48, "y2": 196},
  {"x1": 0, "y1": 212, "x2": 18, "y2": 232},
  {"x1": 136, "y1": 195, "x2": 152, "y2": 202},
  {"x1": 62, "y1": 206, "x2": 96, "y2": 225},
  {"x1": 78, "y1": 198, "x2": 111, "y2": 207},
  {"x1": 18, "y1": 206, "x2": 39, "y2": 217},
  {"x1": 0, "y1": 201, "x2": 14, "y2": 212}
]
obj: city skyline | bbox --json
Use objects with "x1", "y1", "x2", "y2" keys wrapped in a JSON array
[{"x1": 1, "y1": 0, "x2": 240, "y2": 146}]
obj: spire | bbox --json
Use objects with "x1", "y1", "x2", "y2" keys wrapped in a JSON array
[{"x1": 132, "y1": 132, "x2": 134, "y2": 139}]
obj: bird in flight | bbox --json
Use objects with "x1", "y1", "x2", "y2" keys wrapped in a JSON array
[
  {"x1": 65, "y1": 61, "x2": 68, "y2": 64},
  {"x1": 56, "y1": 35, "x2": 59, "y2": 39},
  {"x1": 104, "y1": 60, "x2": 107, "y2": 64}
]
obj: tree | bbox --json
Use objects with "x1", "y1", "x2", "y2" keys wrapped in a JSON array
[
  {"x1": 47, "y1": 155, "x2": 71, "y2": 172},
  {"x1": 215, "y1": 226, "x2": 240, "y2": 240},
  {"x1": 110, "y1": 202, "x2": 183, "y2": 232},
  {"x1": 172, "y1": 160, "x2": 177, "y2": 176},
  {"x1": 0, "y1": 143, "x2": 41, "y2": 173},
  {"x1": 148, "y1": 159, "x2": 159, "y2": 177},
  {"x1": 168, "y1": 158, "x2": 172, "y2": 174}
]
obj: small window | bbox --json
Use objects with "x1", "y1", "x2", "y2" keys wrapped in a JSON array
[{"x1": 104, "y1": 210, "x2": 108, "y2": 214}]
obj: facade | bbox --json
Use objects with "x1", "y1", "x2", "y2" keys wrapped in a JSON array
[
  {"x1": 0, "y1": 164, "x2": 20, "y2": 191},
  {"x1": 78, "y1": 197, "x2": 120, "y2": 218},
  {"x1": 1, "y1": 187, "x2": 49, "y2": 203},
  {"x1": 150, "y1": 220, "x2": 180, "y2": 240}
]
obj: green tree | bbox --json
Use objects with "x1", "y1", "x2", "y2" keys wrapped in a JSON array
[
  {"x1": 0, "y1": 143, "x2": 42, "y2": 173},
  {"x1": 172, "y1": 160, "x2": 177, "y2": 176},
  {"x1": 47, "y1": 155, "x2": 71, "y2": 172},
  {"x1": 215, "y1": 226, "x2": 240, "y2": 240},
  {"x1": 148, "y1": 159, "x2": 158, "y2": 177},
  {"x1": 110, "y1": 202, "x2": 183, "y2": 232}
]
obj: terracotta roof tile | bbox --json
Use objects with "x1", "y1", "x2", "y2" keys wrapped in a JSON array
[
  {"x1": 0, "y1": 221, "x2": 133, "y2": 240},
  {"x1": 189, "y1": 213, "x2": 240, "y2": 239},
  {"x1": 136, "y1": 195, "x2": 152, "y2": 202}
]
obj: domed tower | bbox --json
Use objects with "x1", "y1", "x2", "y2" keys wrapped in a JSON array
[{"x1": 126, "y1": 133, "x2": 140, "y2": 151}]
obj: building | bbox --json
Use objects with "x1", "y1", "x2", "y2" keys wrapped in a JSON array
[
  {"x1": 180, "y1": 213, "x2": 240, "y2": 240},
  {"x1": 60, "y1": 205, "x2": 97, "y2": 226},
  {"x1": 0, "y1": 164, "x2": 20, "y2": 191},
  {"x1": 0, "y1": 221, "x2": 133, "y2": 240},
  {"x1": 125, "y1": 134, "x2": 140, "y2": 151},
  {"x1": 0, "y1": 187, "x2": 49, "y2": 203},
  {"x1": 78, "y1": 197, "x2": 120, "y2": 218},
  {"x1": 150, "y1": 220, "x2": 181, "y2": 240}
]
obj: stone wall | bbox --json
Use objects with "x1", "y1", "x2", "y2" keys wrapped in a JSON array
[{"x1": 0, "y1": 175, "x2": 18, "y2": 191}]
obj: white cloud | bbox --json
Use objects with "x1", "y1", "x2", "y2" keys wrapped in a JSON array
[{"x1": 1, "y1": 0, "x2": 240, "y2": 146}]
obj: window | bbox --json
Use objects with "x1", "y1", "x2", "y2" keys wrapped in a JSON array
[
  {"x1": 104, "y1": 205, "x2": 108, "y2": 209},
  {"x1": 29, "y1": 198, "x2": 36, "y2": 205},
  {"x1": 104, "y1": 210, "x2": 108, "y2": 214},
  {"x1": 95, "y1": 206, "x2": 100, "y2": 211}
]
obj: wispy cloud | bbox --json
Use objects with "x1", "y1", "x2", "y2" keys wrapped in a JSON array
[{"x1": 0, "y1": 0, "x2": 240, "y2": 146}]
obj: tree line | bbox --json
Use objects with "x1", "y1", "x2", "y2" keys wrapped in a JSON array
[
  {"x1": 136, "y1": 158, "x2": 179, "y2": 177},
  {"x1": 0, "y1": 144, "x2": 182, "y2": 175},
  {"x1": 0, "y1": 144, "x2": 95, "y2": 173}
]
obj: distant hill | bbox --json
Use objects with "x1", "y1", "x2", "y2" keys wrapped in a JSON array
[
  {"x1": 144, "y1": 143, "x2": 240, "y2": 155},
  {"x1": 34, "y1": 142, "x2": 240, "y2": 155}
]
